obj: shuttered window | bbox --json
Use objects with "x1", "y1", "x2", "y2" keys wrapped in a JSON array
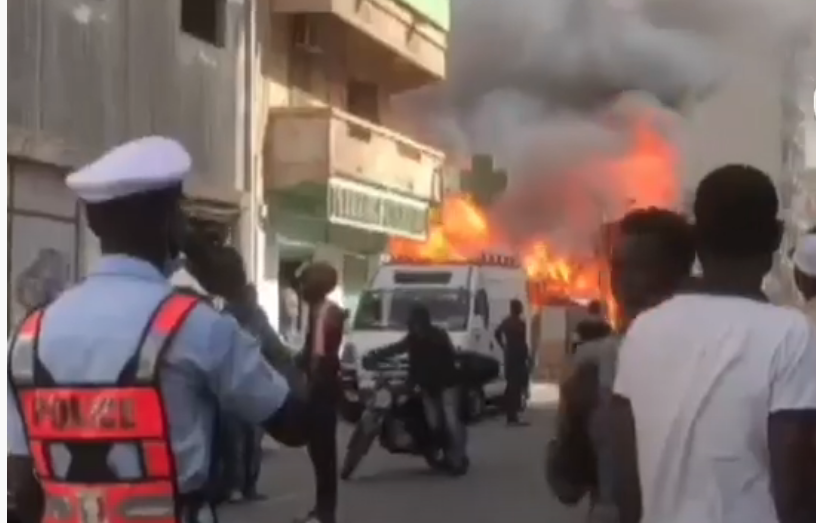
[{"x1": 7, "y1": 159, "x2": 81, "y2": 333}]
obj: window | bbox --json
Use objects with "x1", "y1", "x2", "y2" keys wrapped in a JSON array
[
  {"x1": 346, "y1": 80, "x2": 380, "y2": 123},
  {"x1": 473, "y1": 289, "x2": 490, "y2": 328},
  {"x1": 353, "y1": 288, "x2": 470, "y2": 331},
  {"x1": 180, "y1": 0, "x2": 224, "y2": 47}
]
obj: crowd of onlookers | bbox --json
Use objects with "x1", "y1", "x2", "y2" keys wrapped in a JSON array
[{"x1": 548, "y1": 163, "x2": 816, "y2": 523}]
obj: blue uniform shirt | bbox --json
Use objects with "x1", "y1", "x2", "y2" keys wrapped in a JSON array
[{"x1": 6, "y1": 255, "x2": 291, "y2": 493}]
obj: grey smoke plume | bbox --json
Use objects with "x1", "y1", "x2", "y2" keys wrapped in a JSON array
[{"x1": 395, "y1": 0, "x2": 814, "y2": 248}]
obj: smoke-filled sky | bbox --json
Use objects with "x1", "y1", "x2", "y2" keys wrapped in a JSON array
[{"x1": 395, "y1": 0, "x2": 814, "y2": 247}]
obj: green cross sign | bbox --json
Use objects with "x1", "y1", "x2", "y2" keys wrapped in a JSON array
[{"x1": 461, "y1": 154, "x2": 508, "y2": 209}]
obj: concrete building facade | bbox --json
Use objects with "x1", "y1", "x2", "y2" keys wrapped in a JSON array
[
  {"x1": 6, "y1": 0, "x2": 450, "y2": 338},
  {"x1": 7, "y1": 0, "x2": 252, "y2": 330},
  {"x1": 255, "y1": 1, "x2": 450, "y2": 339}
]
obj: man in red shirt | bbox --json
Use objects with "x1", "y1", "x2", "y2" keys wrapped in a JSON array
[{"x1": 297, "y1": 262, "x2": 345, "y2": 523}]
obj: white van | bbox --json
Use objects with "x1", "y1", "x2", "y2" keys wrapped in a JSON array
[{"x1": 342, "y1": 252, "x2": 529, "y2": 420}]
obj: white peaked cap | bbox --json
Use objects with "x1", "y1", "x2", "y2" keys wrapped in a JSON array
[
  {"x1": 793, "y1": 233, "x2": 816, "y2": 278},
  {"x1": 66, "y1": 136, "x2": 191, "y2": 203}
]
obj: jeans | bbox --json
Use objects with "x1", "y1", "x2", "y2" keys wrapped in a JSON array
[{"x1": 420, "y1": 387, "x2": 466, "y2": 463}]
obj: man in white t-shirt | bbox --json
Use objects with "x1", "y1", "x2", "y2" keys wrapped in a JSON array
[{"x1": 610, "y1": 164, "x2": 816, "y2": 523}]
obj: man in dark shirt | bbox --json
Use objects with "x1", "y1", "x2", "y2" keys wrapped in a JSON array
[
  {"x1": 224, "y1": 281, "x2": 297, "y2": 501},
  {"x1": 372, "y1": 305, "x2": 466, "y2": 467},
  {"x1": 495, "y1": 299, "x2": 531, "y2": 426}
]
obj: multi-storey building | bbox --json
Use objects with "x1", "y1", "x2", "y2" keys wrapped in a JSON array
[
  {"x1": 7, "y1": 0, "x2": 256, "y2": 329},
  {"x1": 256, "y1": 0, "x2": 450, "y2": 333}
]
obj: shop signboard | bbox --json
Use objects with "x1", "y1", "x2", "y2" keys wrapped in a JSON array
[{"x1": 327, "y1": 177, "x2": 428, "y2": 240}]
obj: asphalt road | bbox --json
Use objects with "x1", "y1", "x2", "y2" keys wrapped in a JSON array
[{"x1": 221, "y1": 385, "x2": 587, "y2": 523}]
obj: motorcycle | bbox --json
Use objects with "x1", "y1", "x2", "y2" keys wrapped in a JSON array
[{"x1": 340, "y1": 358, "x2": 469, "y2": 480}]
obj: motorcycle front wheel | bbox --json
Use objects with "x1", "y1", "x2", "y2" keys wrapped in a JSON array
[{"x1": 340, "y1": 412, "x2": 382, "y2": 480}]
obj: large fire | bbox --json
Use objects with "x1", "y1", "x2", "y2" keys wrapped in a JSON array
[{"x1": 389, "y1": 115, "x2": 679, "y2": 327}]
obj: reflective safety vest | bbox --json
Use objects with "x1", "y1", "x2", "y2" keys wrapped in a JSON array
[{"x1": 8, "y1": 292, "x2": 201, "y2": 523}]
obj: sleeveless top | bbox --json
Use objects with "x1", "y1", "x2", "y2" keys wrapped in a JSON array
[{"x1": 303, "y1": 302, "x2": 342, "y2": 396}]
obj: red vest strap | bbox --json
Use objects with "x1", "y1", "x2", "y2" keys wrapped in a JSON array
[
  {"x1": 8, "y1": 309, "x2": 46, "y2": 384},
  {"x1": 133, "y1": 292, "x2": 199, "y2": 382}
]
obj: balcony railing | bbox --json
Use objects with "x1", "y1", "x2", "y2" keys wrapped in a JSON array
[{"x1": 267, "y1": 106, "x2": 444, "y2": 202}]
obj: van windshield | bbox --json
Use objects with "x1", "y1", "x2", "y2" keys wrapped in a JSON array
[{"x1": 353, "y1": 288, "x2": 470, "y2": 331}]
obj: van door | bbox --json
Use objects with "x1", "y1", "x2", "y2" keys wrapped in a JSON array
[{"x1": 468, "y1": 269, "x2": 491, "y2": 356}]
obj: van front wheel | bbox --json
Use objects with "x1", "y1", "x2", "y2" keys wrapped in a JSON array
[{"x1": 461, "y1": 387, "x2": 486, "y2": 423}]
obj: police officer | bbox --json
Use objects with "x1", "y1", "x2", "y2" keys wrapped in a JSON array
[{"x1": 7, "y1": 137, "x2": 312, "y2": 523}]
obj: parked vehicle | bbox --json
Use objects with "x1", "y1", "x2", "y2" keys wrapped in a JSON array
[{"x1": 343, "y1": 252, "x2": 530, "y2": 422}]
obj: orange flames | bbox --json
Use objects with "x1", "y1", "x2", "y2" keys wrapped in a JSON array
[{"x1": 389, "y1": 115, "x2": 679, "y2": 328}]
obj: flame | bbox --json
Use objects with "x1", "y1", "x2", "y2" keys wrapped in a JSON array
[{"x1": 388, "y1": 115, "x2": 679, "y2": 330}]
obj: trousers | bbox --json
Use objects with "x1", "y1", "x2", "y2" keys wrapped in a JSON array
[
  {"x1": 504, "y1": 378, "x2": 525, "y2": 422},
  {"x1": 307, "y1": 393, "x2": 339, "y2": 522},
  {"x1": 420, "y1": 387, "x2": 466, "y2": 463},
  {"x1": 504, "y1": 360, "x2": 529, "y2": 422},
  {"x1": 238, "y1": 425, "x2": 263, "y2": 494}
]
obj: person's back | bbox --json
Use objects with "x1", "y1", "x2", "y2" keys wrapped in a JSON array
[
  {"x1": 27, "y1": 255, "x2": 277, "y2": 491},
  {"x1": 406, "y1": 325, "x2": 457, "y2": 393},
  {"x1": 7, "y1": 137, "x2": 312, "y2": 523},
  {"x1": 617, "y1": 293, "x2": 813, "y2": 523}
]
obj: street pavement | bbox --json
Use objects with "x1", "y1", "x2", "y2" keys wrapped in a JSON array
[{"x1": 221, "y1": 384, "x2": 588, "y2": 523}]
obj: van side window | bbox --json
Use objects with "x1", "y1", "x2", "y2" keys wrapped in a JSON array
[{"x1": 473, "y1": 289, "x2": 490, "y2": 327}]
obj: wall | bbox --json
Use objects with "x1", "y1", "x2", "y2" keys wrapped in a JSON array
[
  {"x1": 682, "y1": 30, "x2": 785, "y2": 188},
  {"x1": 804, "y1": 22, "x2": 816, "y2": 174},
  {"x1": 8, "y1": 0, "x2": 244, "y2": 196},
  {"x1": 6, "y1": 160, "x2": 83, "y2": 332},
  {"x1": 256, "y1": 12, "x2": 428, "y2": 332},
  {"x1": 272, "y1": 15, "x2": 422, "y2": 138}
]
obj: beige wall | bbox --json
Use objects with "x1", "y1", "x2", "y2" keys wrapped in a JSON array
[
  {"x1": 259, "y1": 13, "x2": 422, "y2": 139},
  {"x1": 682, "y1": 30, "x2": 786, "y2": 188}
]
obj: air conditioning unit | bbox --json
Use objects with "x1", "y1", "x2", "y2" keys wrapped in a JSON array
[{"x1": 292, "y1": 14, "x2": 322, "y2": 54}]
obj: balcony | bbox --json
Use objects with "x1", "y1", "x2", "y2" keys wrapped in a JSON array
[
  {"x1": 273, "y1": 0, "x2": 448, "y2": 88},
  {"x1": 265, "y1": 106, "x2": 445, "y2": 239}
]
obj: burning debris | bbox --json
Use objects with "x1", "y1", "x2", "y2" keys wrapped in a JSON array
[{"x1": 389, "y1": 105, "x2": 681, "y2": 319}]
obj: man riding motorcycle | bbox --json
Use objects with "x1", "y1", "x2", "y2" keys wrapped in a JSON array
[{"x1": 364, "y1": 305, "x2": 468, "y2": 470}]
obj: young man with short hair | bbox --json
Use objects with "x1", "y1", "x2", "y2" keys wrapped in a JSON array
[
  {"x1": 547, "y1": 207, "x2": 695, "y2": 522},
  {"x1": 611, "y1": 164, "x2": 816, "y2": 523}
]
